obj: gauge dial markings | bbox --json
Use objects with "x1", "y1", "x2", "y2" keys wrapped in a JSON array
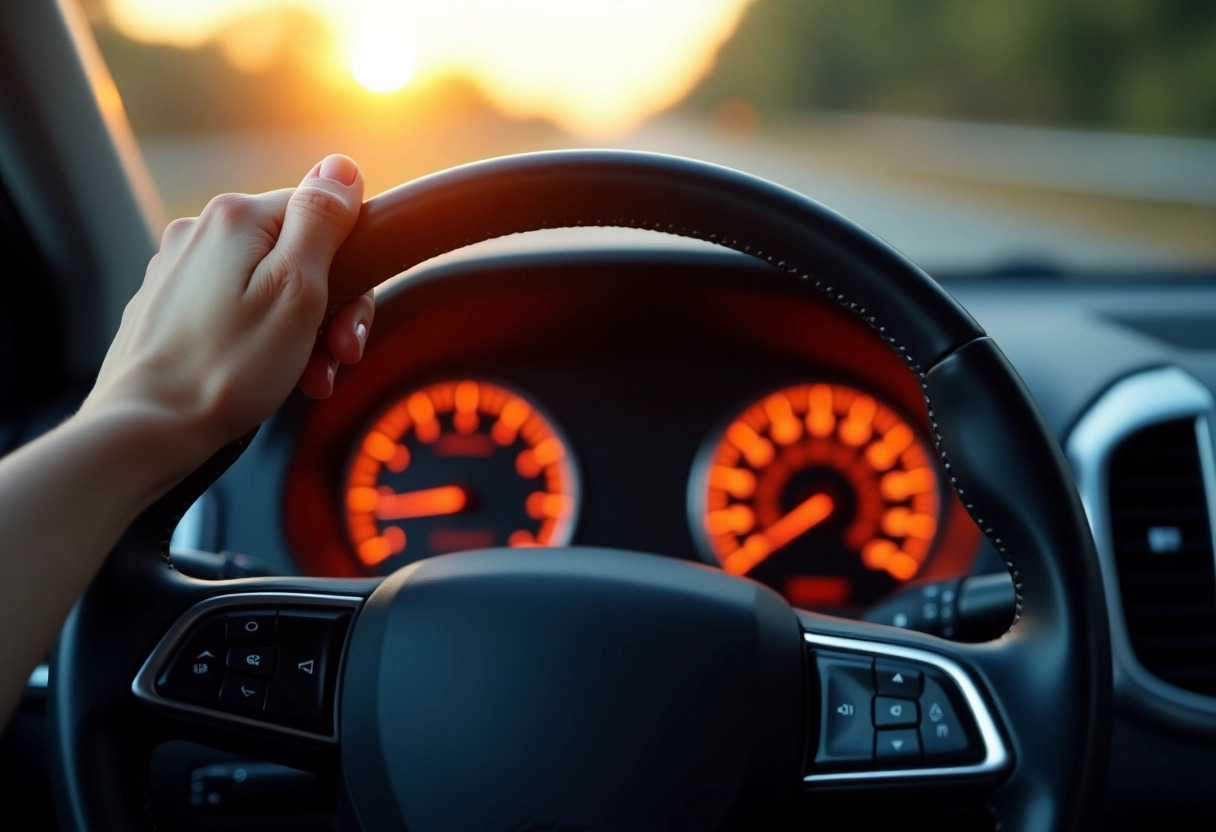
[
  {"x1": 344, "y1": 379, "x2": 579, "y2": 574},
  {"x1": 695, "y1": 381, "x2": 942, "y2": 608}
]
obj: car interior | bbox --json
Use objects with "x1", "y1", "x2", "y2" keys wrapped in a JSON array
[{"x1": 2, "y1": 1, "x2": 1215, "y2": 830}]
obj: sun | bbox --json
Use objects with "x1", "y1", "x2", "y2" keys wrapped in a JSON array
[{"x1": 349, "y1": 32, "x2": 416, "y2": 94}]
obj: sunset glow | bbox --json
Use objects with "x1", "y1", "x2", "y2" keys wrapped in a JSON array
[
  {"x1": 101, "y1": 0, "x2": 755, "y2": 134},
  {"x1": 348, "y1": 32, "x2": 416, "y2": 93}
]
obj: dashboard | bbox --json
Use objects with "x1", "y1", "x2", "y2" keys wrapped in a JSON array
[{"x1": 264, "y1": 248, "x2": 987, "y2": 616}]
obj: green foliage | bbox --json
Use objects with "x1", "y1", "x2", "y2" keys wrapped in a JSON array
[{"x1": 688, "y1": 0, "x2": 1216, "y2": 135}]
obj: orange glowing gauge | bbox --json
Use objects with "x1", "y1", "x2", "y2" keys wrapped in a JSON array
[
  {"x1": 691, "y1": 382, "x2": 941, "y2": 609},
  {"x1": 344, "y1": 380, "x2": 579, "y2": 575}
]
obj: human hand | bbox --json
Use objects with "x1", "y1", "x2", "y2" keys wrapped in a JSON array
[{"x1": 81, "y1": 154, "x2": 374, "y2": 471}]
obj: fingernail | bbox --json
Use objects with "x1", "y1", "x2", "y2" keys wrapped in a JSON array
[
  {"x1": 355, "y1": 322, "x2": 367, "y2": 348},
  {"x1": 326, "y1": 361, "x2": 336, "y2": 384},
  {"x1": 318, "y1": 154, "x2": 357, "y2": 186}
]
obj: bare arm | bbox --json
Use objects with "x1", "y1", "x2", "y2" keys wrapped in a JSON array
[{"x1": 0, "y1": 155, "x2": 375, "y2": 724}]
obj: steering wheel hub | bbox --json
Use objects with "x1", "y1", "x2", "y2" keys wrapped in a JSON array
[{"x1": 341, "y1": 547, "x2": 802, "y2": 831}]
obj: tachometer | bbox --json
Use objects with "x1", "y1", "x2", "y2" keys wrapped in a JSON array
[
  {"x1": 691, "y1": 382, "x2": 941, "y2": 609},
  {"x1": 344, "y1": 379, "x2": 578, "y2": 574}
]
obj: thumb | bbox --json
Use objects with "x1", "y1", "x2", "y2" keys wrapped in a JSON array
[{"x1": 252, "y1": 154, "x2": 364, "y2": 302}]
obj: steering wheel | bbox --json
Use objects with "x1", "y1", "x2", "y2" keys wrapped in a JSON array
[{"x1": 48, "y1": 150, "x2": 1110, "y2": 831}]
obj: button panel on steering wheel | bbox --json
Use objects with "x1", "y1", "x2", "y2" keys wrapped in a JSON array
[
  {"x1": 803, "y1": 632, "x2": 1010, "y2": 785},
  {"x1": 132, "y1": 593, "x2": 362, "y2": 741},
  {"x1": 813, "y1": 648, "x2": 980, "y2": 768}
]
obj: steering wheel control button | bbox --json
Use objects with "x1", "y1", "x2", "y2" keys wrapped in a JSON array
[
  {"x1": 919, "y1": 676, "x2": 974, "y2": 759},
  {"x1": 264, "y1": 611, "x2": 350, "y2": 731},
  {"x1": 875, "y1": 729, "x2": 921, "y2": 762},
  {"x1": 813, "y1": 651, "x2": 876, "y2": 766},
  {"x1": 873, "y1": 696, "x2": 918, "y2": 728},
  {"x1": 157, "y1": 617, "x2": 226, "y2": 703},
  {"x1": 226, "y1": 611, "x2": 277, "y2": 644},
  {"x1": 135, "y1": 595, "x2": 364, "y2": 744},
  {"x1": 226, "y1": 646, "x2": 275, "y2": 679},
  {"x1": 875, "y1": 660, "x2": 923, "y2": 697},
  {"x1": 219, "y1": 675, "x2": 267, "y2": 713}
]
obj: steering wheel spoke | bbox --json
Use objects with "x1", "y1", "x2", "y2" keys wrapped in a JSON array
[{"x1": 50, "y1": 555, "x2": 375, "y2": 828}]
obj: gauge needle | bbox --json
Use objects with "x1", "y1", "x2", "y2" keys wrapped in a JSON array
[
  {"x1": 375, "y1": 485, "x2": 468, "y2": 520},
  {"x1": 723, "y1": 493, "x2": 834, "y2": 576}
]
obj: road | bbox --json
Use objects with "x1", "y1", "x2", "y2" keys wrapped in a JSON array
[{"x1": 135, "y1": 113, "x2": 1214, "y2": 274}]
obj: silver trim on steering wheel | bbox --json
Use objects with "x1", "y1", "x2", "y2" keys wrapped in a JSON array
[{"x1": 802, "y1": 632, "x2": 1010, "y2": 785}]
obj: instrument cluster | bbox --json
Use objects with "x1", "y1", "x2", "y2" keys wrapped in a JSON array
[
  {"x1": 282, "y1": 254, "x2": 981, "y2": 612},
  {"x1": 332, "y1": 375, "x2": 947, "y2": 609}
]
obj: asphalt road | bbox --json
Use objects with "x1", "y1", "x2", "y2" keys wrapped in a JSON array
[{"x1": 136, "y1": 114, "x2": 1213, "y2": 275}]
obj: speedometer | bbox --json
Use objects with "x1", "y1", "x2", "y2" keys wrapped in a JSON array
[
  {"x1": 690, "y1": 381, "x2": 942, "y2": 609},
  {"x1": 343, "y1": 379, "x2": 579, "y2": 575}
]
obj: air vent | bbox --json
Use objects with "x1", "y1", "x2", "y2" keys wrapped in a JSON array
[{"x1": 1108, "y1": 418, "x2": 1216, "y2": 696}]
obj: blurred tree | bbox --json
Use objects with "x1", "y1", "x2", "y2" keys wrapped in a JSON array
[
  {"x1": 686, "y1": 0, "x2": 1216, "y2": 135},
  {"x1": 93, "y1": 11, "x2": 333, "y2": 135},
  {"x1": 90, "y1": 11, "x2": 498, "y2": 136}
]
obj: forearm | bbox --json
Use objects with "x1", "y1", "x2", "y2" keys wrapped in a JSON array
[
  {"x1": 0, "y1": 154, "x2": 369, "y2": 726},
  {"x1": 0, "y1": 403, "x2": 198, "y2": 724}
]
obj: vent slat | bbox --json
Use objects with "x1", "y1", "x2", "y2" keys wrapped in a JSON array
[
  {"x1": 1131, "y1": 631, "x2": 1216, "y2": 648},
  {"x1": 1112, "y1": 541, "x2": 1211, "y2": 557},
  {"x1": 1109, "y1": 417, "x2": 1216, "y2": 698},
  {"x1": 1124, "y1": 603, "x2": 1215, "y2": 618}
]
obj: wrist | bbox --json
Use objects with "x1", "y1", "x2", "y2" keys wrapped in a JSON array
[{"x1": 69, "y1": 398, "x2": 214, "y2": 508}]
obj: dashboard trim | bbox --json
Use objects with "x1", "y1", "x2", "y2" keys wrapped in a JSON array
[
  {"x1": 131, "y1": 591, "x2": 363, "y2": 743},
  {"x1": 27, "y1": 663, "x2": 47, "y2": 694},
  {"x1": 801, "y1": 631, "x2": 1010, "y2": 785},
  {"x1": 1067, "y1": 365, "x2": 1216, "y2": 727}
]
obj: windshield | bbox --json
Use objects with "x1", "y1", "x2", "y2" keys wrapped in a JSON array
[{"x1": 86, "y1": 0, "x2": 1216, "y2": 275}]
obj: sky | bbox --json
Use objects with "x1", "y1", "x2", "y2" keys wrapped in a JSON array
[{"x1": 102, "y1": 0, "x2": 756, "y2": 135}]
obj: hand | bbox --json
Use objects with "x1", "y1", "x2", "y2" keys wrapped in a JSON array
[
  {"x1": 81, "y1": 155, "x2": 374, "y2": 472},
  {"x1": 0, "y1": 155, "x2": 380, "y2": 723}
]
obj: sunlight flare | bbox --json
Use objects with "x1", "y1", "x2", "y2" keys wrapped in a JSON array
[
  {"x1": 101, "y1": 0, "x2": 755, "y2": 135},
  {"x1": 349, "y1": 31, "x2": 416, "y2": 93}
]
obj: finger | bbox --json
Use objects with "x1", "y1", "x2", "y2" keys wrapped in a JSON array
[
  {"x1": 298, "y1": 343, "x2": 339, "y2": 399},
  {"x1": 194, "y1": 189, "x2": 294, "y2": 238},
  {"x1": 174, "y1": 189, "x2": 296, "y2": 286},
  {"x1": 194, "y1": 188, "x2": 294, "y2": 249},
  {"x1": 251, "y1": 155, "x2": 364, "y2": 301},
  {"x1": 326, "y1": 289, "x2": 375, "y2": 365}
]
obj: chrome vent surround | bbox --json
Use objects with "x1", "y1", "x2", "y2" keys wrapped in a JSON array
[
  {"x1": 1108, "y1": 419, "x2": 1216, "y2": 695},
  {"x1": 1069, "y1": 367, "x2": 1216, "y2": 723}
]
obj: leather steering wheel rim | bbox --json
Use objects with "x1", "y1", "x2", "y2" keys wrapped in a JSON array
[{"x1": 50, "y1": 149, "x2": 1110, "y2": 831}]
